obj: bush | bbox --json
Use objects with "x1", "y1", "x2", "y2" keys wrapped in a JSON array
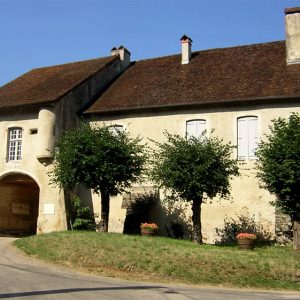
[
  {"x1": 70, "y1": 196, "x2": 95, "y2": 231},
  {"x1": 215, "y1": 209, "x2": 274, "y2": 245}
]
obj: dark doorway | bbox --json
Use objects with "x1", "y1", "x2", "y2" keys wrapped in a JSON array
[{"x1": 0, "y1": 173, "x2": 39, "y2": 236}]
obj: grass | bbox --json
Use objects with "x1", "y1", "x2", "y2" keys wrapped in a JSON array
[{"x1": 13, "y1": 231, "x2": 300, "y2": 291}]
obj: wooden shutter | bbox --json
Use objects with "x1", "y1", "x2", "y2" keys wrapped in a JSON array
[
  {"x1": 237, "y1": 117, "x2": 258, "y2": 160},
  {"x1": 186, "y1": 120, "x2": 206, "y2": 139},
  {"x1": 248, "y1": 117, "x2": 258, "y2": 159},
  {"x1": 237, "y1": 118, "x2": 248, "y2": 160},
  {"x1": 196, "y1": 120, "x2": 206, "y2": 137},
  {"x1": 186, "y1": 120, "x2": 197, "y2": 139}
]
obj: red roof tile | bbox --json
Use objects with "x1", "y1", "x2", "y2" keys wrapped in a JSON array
[
  {"x1": 0, "y1": 56, "x2": 117, "y2": 110},
  {"x1": 86, "y1": 41, "x2": 300, "y2": 114}
]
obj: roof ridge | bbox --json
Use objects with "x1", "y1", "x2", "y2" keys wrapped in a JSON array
[
  {"x1": 31, "y1": 55, "x2": 115, "y2": 72},
  {"x1": 133, "y1": 40, "x2": 285, "y2": 64}
]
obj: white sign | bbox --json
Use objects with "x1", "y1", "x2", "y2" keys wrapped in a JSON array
[{"x1": 43, "y1": 203, "x2": 55, "y2": 215}]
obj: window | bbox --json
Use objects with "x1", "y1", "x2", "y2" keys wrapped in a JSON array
[
  {"x1": 109, "y1": 125, "x2": 124, "y2": 135},
  {"x1": 186, "y1": 119, "x2": 206, "y2": 139},
  {"x1": 8, "y1": 127, "x2": 22, "y2": 161},
  {"x1": 29, "y1": 128, "x2": 38, "y2": 135},
  {"x1": 237, "y1": 116, "x2": 258, "y2": 160}
]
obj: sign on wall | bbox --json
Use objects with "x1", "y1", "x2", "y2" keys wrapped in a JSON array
[
  {"x1": 12, "y1": 202, "x2": 30, "y2": 215},
  {"x1": 43, "y1": 203, "x2": 55, "y2": 215}
]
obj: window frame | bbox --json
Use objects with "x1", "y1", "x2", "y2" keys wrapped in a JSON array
[
  {"x1": 185, "y1": 119, "x2": 207, "y2": 139},
  {"x1": 237, "y1": 116, "x2": 258, "y2": 160},
  {"x1": 7, "y1": 127, "x2": 23, "y2": 162},
  {"x1": 108, "y1": 124, "x2": 125, "y2": 136}
]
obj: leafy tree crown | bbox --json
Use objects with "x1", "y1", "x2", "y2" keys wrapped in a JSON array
[
  {"x1": 256, "y1": 113, "x2": 300, "y2": 219},
  {"x1": 51, "y1": 122, "x2": 147, "y2": 194},
  {"x1": 151, "y1": 132, "x2": 239, "y2": 202}
]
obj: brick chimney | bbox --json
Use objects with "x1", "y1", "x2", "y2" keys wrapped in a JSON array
[
  {"x1": 180, "y1": 35, "x2": 193, "y2": 65},
  {"x1": 111, "y1": 45, "x2": 131, "y2": 70},
  {"x1": 285, "y1": 7, "x2": 300, "y2": 64}
]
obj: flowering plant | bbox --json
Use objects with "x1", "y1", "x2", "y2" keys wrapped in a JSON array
[
  {"x1": 236, "y1": 233, "x2": 257, "y2": 240},
  {"x1": 140, "y1": 223, "x2": 159, "y2": 231}
]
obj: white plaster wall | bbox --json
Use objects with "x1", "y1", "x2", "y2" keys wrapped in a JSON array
[
  {"x1": 91, "y1": 101, "x2": 300, "y2": 243},
  {"x1": 0, "y1": 111, "x2": 67, "y2": 233}
]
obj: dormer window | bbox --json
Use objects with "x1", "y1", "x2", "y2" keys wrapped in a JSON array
[{"x1": 8, "y1": 127, "x2": 23, "y2": 161}]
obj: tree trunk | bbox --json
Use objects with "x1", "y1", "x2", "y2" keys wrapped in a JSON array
[
  {"x1": 293, "y1": 219, "x2": 300, "y2": 250},
  {"x1": 192, "y1": 198, "x2": 203, "y2": 244},
  {"x1": 99, "y1": 190, "x2": 110, "y2": 232},
  {"x1": 64, "y1": 190, "x2": 73, "y2": 230}
]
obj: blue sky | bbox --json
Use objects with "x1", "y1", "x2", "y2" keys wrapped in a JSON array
[{"x1": 0, "y1": 0, "x2": 299, "y2": 87}]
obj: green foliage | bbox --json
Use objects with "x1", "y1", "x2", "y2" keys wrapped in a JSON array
[
  {"x1": 151, "y1": 132, "x2": 239, "y2": 202},
  {"x1": 150, "y1": 132, "x2": 239, "y2": 243},
  {"x1": 256, "y1": 113, "x2": 300, "y2": 220},
  {"x1": 51, "y1": 122, "x2": 147, "y2": 194},
  {"x1": 216, "y1": 209, "x2": 273, "y2": 245},
  {"x1": 70, "y1": 196, "x2": 95, "y2": 231}
]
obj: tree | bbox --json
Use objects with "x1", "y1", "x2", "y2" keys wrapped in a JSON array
[
  {"x1": 51, "y1": 122, "x2": 147, "y2": 232},
  {"x1": 151, "y1": 132, "x2": 239, "y2": 244},
  {"x1": 256, "y1": 113, "x2": 300, "y2": 250}
]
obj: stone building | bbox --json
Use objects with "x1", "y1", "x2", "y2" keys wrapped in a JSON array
[
  {"x1": 0, "y1": 48, "x2": 130, "y2": 235},
  {"x1": 0, "y1": 7, "x2": 300, "y2": 242}
]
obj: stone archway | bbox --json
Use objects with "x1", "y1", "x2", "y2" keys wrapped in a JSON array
[{"x1": 0, "y1": 173, "x2": 39, "y2": 236}]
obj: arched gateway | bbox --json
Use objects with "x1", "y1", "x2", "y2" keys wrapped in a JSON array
[{"x1": 0, "y1": 173, "x2": 39, "y2": 235}]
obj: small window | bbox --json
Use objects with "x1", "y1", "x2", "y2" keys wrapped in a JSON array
[
  {"x1": 237, "y1": 116, "x2": 258, "y2": 160},
  {"x1": 8, "y1": 127, "x2": 23, "y2": 161},
  {"x1": 30, "y1": 129, "x2": 38, "y2": 135},
  {"x1": 109, "y1": 125, "x2": 124, "y2": 135},
  {"x1": 186, "y1": 119, "x2": 206, "y2": 139}
]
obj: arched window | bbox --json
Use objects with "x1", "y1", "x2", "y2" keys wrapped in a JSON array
[
  {"x1": 7, "y1": 127, "x2": 23, "y2": 161},
  {"x1": 237, "y1": 116, "x2": 258, "y2": 160},
  {"x1": 186, "y1": 119, "x2": 206, "y2": 139}
]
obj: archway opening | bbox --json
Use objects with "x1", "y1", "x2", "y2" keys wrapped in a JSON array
[{"x1": 0, "y1": 173, "x2": 39, "y2": 236}]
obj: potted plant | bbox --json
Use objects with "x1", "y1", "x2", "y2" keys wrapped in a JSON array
[
  {"x1": 140, "y1": 223, "x2": 159, "y2": 236},
  {"x1": 236, "y1": 233, "x2": 257, "y2": 250}
]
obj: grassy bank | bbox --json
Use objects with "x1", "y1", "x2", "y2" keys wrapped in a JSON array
[{"x1": 14, "y1": 231, "x2": 300, "y2": 291}]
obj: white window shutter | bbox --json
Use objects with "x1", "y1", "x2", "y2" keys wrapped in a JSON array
[
  {"x1": 237, "y1": 118, "x2": 248, "y2": 160},
  {"x1": 186, "y1": 120, "x2": 206, "y2": 139},
  {"x1": 196, "y1": 120, "x2": 206, "y2": 137},
  {"x1": 186, "y1": 120, "x2": 197, "y2": 139},
  {"x1": 248, "y1": 117, "x2": 258, "y2": 159},
  {"x1": 109, "y1": 125, "x2": 124, "y2": 135}
]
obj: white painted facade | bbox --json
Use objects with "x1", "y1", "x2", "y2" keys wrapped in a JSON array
[{"x1": 91, "y1": 101, "x2": 300, "y2": 243}]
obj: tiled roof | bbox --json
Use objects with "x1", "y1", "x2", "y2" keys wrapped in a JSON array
[
  {"x1": 86, "y1": 41, "x2": 300, "y2": 114},
  {"x1": 0, "y1": 56, "x2": 117, "y2": 110}
]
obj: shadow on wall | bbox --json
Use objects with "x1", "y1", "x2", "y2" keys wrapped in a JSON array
[
  {"x1": 154, "y1": 197, "x2": 193, "y2": 240},
  {"x1": 74, "y1": 185, "x2": 94, "y2": 213},
  {"x1": 215, "y1": 207, "x2": 274, "y2": 246},
  {"x1": 123, "y1": 190, "x2": 192, "y2": 239},
  {"x1": 123, "y1": 192, "x2": 158, "y2": 235}
]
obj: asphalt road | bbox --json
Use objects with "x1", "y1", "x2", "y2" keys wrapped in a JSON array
[{"x1": 0, "y1": 237, "x2": 299, "y2": 300}]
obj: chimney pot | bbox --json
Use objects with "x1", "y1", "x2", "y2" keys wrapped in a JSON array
[
  {"x1": 110, "y1": 45, "x2": 131, "y2": 70},
  {"x1": 180, "y1": 34, "x2": 192, "y2": 64},
  {"x1": 285, "y1": 7, "x2": 300, "y2": 64}
]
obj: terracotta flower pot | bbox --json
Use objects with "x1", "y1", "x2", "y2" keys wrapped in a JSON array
[
  {"x1": 237, "y1": 239, "x2": 255, "y2": 250},
  {"x1": 141, "y1": 228, "x2": 157, "y2": 236}
]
